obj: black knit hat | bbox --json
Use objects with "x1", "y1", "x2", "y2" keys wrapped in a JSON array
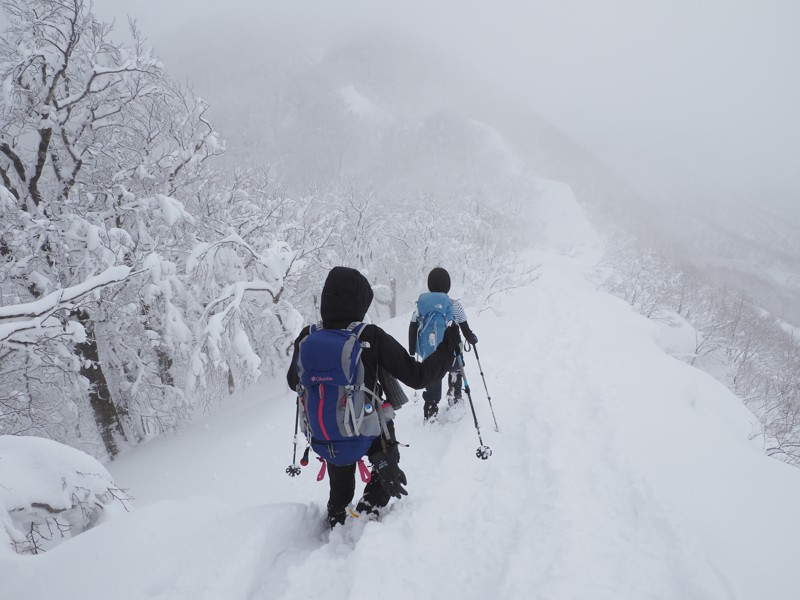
[
  {"x1": 320, "y1": 266, "x2": 374, "y2": 324},
  {"x1": 427, "y1": 267, "x2": 451, "y2": 293}
]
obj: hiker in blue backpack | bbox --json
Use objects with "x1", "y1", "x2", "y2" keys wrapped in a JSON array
[
  {"x1": 409, "y1": 267, "x2": 479, "y2": 421},
  {"x1": 287, "y1": 266, "x2": 461, "y2": 528}
]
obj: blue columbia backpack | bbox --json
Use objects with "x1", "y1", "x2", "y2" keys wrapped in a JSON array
[
  {"x1": 415, "y1": 292, "x2": 453, "y2": 360},
  {"x1": 296, "y1": 322, "x2": 388, "y2": 465}
]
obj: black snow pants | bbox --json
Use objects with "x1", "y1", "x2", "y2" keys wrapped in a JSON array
[{"x1": 326, "y1": 430, "x2": 395, "y2": 512}]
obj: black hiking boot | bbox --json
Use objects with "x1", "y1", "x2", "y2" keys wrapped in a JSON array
[
  {"x1": 355, "y1": 498, "x2": 381, "y2": 520},
  {"x1": 423, "y1": 401, "x2": 439, "y2": 422},
  {"x1": 327, "y1": 503, "x2": 347, "y2": 529}
]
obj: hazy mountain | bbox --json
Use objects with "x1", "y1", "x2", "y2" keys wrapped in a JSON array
[{"x1": 154, "y1": 16, "x2": 800, "y2": 323}]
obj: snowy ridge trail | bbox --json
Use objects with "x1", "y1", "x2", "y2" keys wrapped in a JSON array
[
  {"x1": 489, "y1": 265, "x2": 718, "y2": 599},
  {"x1": 3, "y1": 181, "x2": 800, "y2": 599}
]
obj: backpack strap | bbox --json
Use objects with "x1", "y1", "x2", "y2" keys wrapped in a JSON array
[
  {"x1": 363, "y1": 377, "x2": 392, "y2": 439},
  {"x1": 354, "y1": 323, "x2": 390, "y2": 437},
  {"x1": 312, "y1": 321, "x2": 360, "y2": 332},
  {"x1": 341, "y1": 322, "x2": 368, "y2": 436}
]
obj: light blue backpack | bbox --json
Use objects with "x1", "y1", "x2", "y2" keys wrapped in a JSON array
[{"x1": 415, "y1": 292, "x2": 453, "y2": 360}]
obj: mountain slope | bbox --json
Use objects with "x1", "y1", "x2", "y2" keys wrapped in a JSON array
[{"x1": 2, "y1": 180, "x2": 799, "y2": 600}]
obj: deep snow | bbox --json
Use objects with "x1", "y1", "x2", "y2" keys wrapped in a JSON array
[{"x1": 2, "y1": 181, "x2": 800, "y2": 600}]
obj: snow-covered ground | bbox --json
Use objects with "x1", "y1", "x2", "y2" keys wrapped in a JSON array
[{"x1": 3, "y1": 182, "x2": 800, "y2": 600}]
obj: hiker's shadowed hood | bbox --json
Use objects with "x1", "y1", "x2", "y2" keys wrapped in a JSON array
[{"x1": 321, "y1": 266, "x2": 374, "y2": 326}]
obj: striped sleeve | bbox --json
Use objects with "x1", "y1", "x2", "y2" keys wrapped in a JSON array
[{"x1": 451, "y1": 299, "x2": 468, "y2": 324}]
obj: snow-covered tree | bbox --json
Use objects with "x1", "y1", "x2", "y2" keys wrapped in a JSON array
[
  {"x1": 0, "y1": 0, "x2": 183, "y2": 455},
  {"x1": 0, "y1": 0, "x2": 302, "y2": 457}
]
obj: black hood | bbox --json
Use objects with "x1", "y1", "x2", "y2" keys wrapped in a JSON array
[
  {"x1": 427, "y1": 267, "x2": 451, "y2": 293},
  {"x1": 320, "y1": 266, "x2": 374, "y2": 325}
]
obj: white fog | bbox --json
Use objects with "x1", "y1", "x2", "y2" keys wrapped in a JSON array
[
  {"x1": 92, "y1": 0, "x2": 800, "y2": 322},
  {"x1": 90, "y1": 0, "x2": 800, "y2": 198}
]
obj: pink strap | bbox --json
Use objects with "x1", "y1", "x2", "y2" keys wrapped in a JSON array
[
  {"x1": 357, "y1": 458, "x2": 372, "y2": 483},
  {"x1": 316, "y1": 457, "x2": 327, "y2": 481}
]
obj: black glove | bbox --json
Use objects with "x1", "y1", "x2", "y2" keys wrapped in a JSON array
[
  {"x1": 442, "y1": 323, "x2": 462, "y2": 355},
  {"x1": 459, "y1": 321, "x2": 477, "y2": 347},
  {"x1": 369, "y1": 443, "x2": 407, "y2": 499}
]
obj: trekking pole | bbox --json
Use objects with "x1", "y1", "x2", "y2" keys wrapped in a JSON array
[
  {"x1": 472, "y1": 345, "x2": 499, "y2": 432},
  {"x1": 455, "y1": 351, "x2": 492, "y2": 460},
  {"x1": 286, "y1": 398, "x2": 302, "y2": 477}
]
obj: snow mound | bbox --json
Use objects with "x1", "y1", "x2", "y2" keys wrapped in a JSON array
[{"x1": 0, "y1": 436, "x2": 130, "y2": 554}]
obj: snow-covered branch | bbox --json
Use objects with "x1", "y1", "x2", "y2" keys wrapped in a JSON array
[{"x1": 0, "y1": 266, "x2": 137, "y2": 342}]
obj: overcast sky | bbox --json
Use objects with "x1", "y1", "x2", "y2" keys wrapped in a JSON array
[{"x1": 66, "y1": 0, "x2": 800, "y2": 204}]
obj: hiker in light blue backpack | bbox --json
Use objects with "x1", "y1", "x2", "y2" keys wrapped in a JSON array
[{"x1": 409, "y1": 267, "x2": 479, "y2": 421}]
